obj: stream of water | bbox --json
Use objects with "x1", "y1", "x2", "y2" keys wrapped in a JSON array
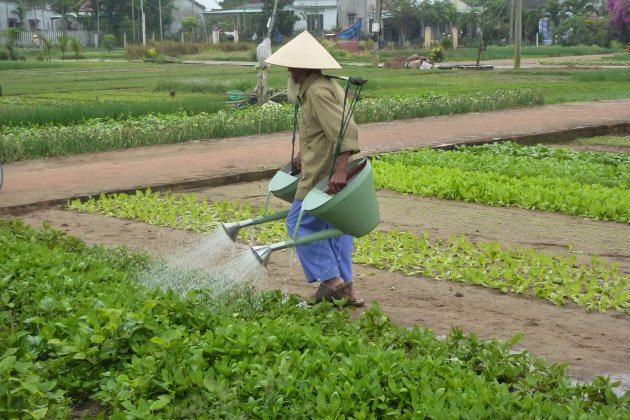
[{"x1": 139, "y1": 229, "x2": 268, "y2": 298}]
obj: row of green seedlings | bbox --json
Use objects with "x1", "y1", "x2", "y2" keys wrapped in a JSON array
[
  {"x1": 373, "y1": 142, "x2": 630, "y2": 223},
  {"x1": 68, "y1": 188, "x2": 630, "y2": 315},
  {"x1": 0, "y1": 96, "x2": 227, "y2": 128},
  {"x1": 0, "y1": 89, "x2": 542, "y2": 162},
  {"x1": 1, "y1": 219, "x2": 628, "y2": 418}
]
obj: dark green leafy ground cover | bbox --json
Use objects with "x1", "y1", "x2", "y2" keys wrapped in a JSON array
[
  {"x1": 373, "y1": 142, "x2": 630, "y2": 223},
  {"x1": 68, "y1": 190, "x2": 630, "y2": 314},
  {"x1": 1, "y1": 219, "x2": 629, "y2": 418}
]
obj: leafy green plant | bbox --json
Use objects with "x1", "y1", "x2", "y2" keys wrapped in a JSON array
[
  {"x1": 70, "y1": 38, "x2": 81, "y2": 61},
  {"x1": 430, "y1": 47, "x2": 444, "y2": 62},
  {"x1": 373, "y1": 142, "x2": 630, "y2": 223},
  {"x1": 102, "y1": 34, "x2": 116, "y2": 56},
  {"x1": 57, "y1": 36, "x2": 69, "y2": 61},
  {"x1": 41, "y1": 37, "x2": 54, "y2": 61},
  {"x1": 67, "y1": 190, "x2": 630, "y2": 314},
  {"x1": 146, "y1": 47, "x2": 159, "y2": 60},
  {"x1": 2, "y1": 219, "x2": 629, "y2": 416}
]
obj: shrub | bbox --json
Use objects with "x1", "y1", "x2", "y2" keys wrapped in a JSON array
[
  {"x1": 155, "y1": 40, "x2": 200, "y2": 56},
  {"x1": 430, "y1": 46, "x2": 444, "y2": 62},
  {"x1": 125, "y1": 44, "x2": 146, "y2": 59},
  {"x1": 103, "y1": 34, "x2": 117, "y2": 54},
  {"x1": 211, "y1": 41, "x2": 254, "y2": 52},
  {"x1": 440, "y1": 35, "x2": 452, "y2": 51},
  {"x1": 58, "y1": 35, "x2": 69, "y2": 60},
  {"x1": 70, "y1": 38, "x2": 81, "y2": 61},
  {"x1": 42, "y1": 37, "x2": 53, "y2": 60}
]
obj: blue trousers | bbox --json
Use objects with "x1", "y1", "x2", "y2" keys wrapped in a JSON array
[{"x1": 286, "y1": 200, "x2": 354, "y2": 283}]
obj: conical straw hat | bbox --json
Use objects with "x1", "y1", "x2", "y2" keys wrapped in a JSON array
[{"x1": 265, "y1": 31, "x2": 341, "y2": 69}]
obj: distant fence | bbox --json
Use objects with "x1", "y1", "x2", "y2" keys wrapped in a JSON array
[{"x1": 0, "y1": 30, "x2": 97, "y2": 47}]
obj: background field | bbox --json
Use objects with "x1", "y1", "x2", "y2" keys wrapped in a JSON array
[{"x1": 2, "y1": 59, "x2": 630, "y2": 131}]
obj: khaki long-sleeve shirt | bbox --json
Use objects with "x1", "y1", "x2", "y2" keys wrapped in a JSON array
[{"x1": 296, "y1": 73, "x2": 360, "y2": 200}]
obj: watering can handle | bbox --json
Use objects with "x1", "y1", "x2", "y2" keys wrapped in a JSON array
[
  {"x1": 323, "y1": 159, "x2": 367, "y2": 195},
  {"x1": 327, "y1": 75, "x2": 367, "y2": 86}
]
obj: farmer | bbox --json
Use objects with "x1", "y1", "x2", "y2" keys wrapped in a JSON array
[{"x1": 265, "y1": 31, "x2": 365, "y2": 307}]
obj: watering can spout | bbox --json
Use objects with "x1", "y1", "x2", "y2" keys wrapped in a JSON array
[
  {"x1": 220, "y1": 209, "x2": 290, "y2": 241},
  {"x1": 222, "y1": 222, "x2": 241, "y2": 241},
  {"x1": 249, "y1": 228, "x2": 345, "y2": 267},
  {"x1": 251, "y1": 245, "x2": 272, "y2": 267}
]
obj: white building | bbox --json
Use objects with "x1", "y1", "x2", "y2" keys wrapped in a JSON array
[
  {"x1": 292, "y1": 0, "x2": 338, "y2": 33},
  {"x1": 0, "y1": 0, "x2": 58, "y2": 31}
]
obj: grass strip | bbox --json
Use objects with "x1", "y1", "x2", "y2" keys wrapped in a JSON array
[
  {"x1": 576, "y1": 135, "x2": 630, "y2": 147},
  {"x1": 0, "y1": 96, "x2": 227, "y2": 128},
  {"x1": 2, "y1": 218, "x2": 629, "y2": 417},
  {"x1": 68, "y1": 190, "x2": 630, "y2": 314},
  {"x1": 574, "y1": 69, "x2": 630, "y2": 82}
]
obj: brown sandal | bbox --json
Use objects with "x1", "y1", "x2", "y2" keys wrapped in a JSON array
[{"x1": 312, "y1": 281, "x2": 365, "y2": 307}]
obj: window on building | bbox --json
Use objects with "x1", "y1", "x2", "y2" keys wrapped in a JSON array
[
  {"x1": 348, "y1": 14, "x2": 356, "y2": 25},
  {"x1": 307, "y1": 14, "x2": 323, "y2": 32}
]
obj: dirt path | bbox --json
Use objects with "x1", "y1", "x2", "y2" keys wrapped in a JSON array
[
  {"x1": 17, "y1": 179, "x2": 630, "y2": 395},
  {"x1": 3, "y1": 100, "x2": 630, "y2": 210}
]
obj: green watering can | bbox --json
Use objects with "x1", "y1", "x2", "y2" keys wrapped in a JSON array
[
  {"x1": 221, "y1": 161, "x2": 300, "y2": 241},
  {"x1": 250, "y1": 157, "x2": 379, "y2": 267}
]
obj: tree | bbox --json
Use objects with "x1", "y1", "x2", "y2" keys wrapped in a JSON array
[
  {"x1": 522, "y1": 9, "x2": 540, "y2": 44},
  {"x1": 58, "y1": 35, "x2": 69, "y2": 60},
  {"x1": 5, "y1": 28, "x2": 20, "y2": 60},
  {"x1": 606, "y1": 0, "x2": 630, "y2": 42},
  {"x1": 253, "y1": 0, "x2": 297, "y2": 37},
  {"x1": 50, "y1": 0, "x2": 77, "y2": 30},
  {"x1": 42, "y1": 37, "x2": 54, "y2": 61},
  {"x1": 383, "y1": 0, "x2": 422, "y2": 45},
  {"x1": 420, "y1": 0, "x2": 458, "y2": 35},
  {"x1": 71, "y1": 38, "x2": 81, "y2": 60},
  {"x1": 101, "y1": 0, "x2": 136, "y2": 41},
  {"x1": 11, "y1": 4, "x2": 27, "y2": 28},
  {"x1": 103, "y1": 33, "x2": 117, "y2": 55},
  {"x1": 182, "y1": 15, "x2": 198, "y2": 41},
  {"x1": 556, "y1": 15, "x2": 613, "y2": 46}
]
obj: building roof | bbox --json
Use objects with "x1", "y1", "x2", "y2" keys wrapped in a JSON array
[{"x1": 196, "y1": 0, "x2": 222, "y2": 10}]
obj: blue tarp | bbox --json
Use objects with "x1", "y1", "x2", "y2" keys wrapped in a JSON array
[{"x1": 337, "y1": 18, "x2": 362, "y2": 40}]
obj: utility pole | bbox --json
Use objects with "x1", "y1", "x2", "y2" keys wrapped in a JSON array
[
  {"x1": 513, "y1": 0, "x2": 521, "y2": 69},
  {"x1": 132, "y1": 0, "x2": 136, "y2": 41},
  {"x1": 255, "y1": 0, "x2": 279, "y2": 105},
  {"x1": 372, "y1": 0, "x2": 381, "y2": 68},
  {"x1": 140, "y1": 0, "x2": 146, "y2": 46},
  {"x1": 159, "y1": 0, "x2": 163, "y2": 40},
  {"x1": 508, "y1": 0, "x2": 514, "y2": 44},
  {"x1": 266, "y1": 0, "x2": 279, "y2": 39}
]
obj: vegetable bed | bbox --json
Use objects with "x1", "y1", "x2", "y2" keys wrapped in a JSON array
[{"x1": 1, "y1": 219, "x2": 629, "y2": 418}]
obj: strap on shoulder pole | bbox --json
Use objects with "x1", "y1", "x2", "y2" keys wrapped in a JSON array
[
  {"x1": 327, "y1": 75, "x2": 367, "y2": 177},
  {"x1": 290, "y1": 102, "x2": 300, "y2": 174}
]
